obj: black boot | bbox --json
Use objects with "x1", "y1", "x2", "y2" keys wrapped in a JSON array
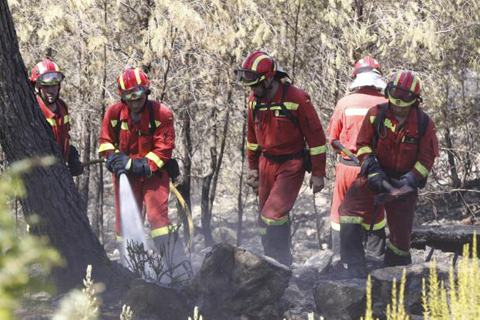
[
  {"x1": 331, "y1": 227, "x2": 341, "y2": 255},
  {"x1": 384, "y1": 245, "x2": 412, "y2": 267},
  {"x1": 340, "y1": 222, "x2": 366, "y2": 266},
  {"x1": 265, "y1": 224, "x2": 293, "y2": 267},
  {"x1": 365, "y1": 227, "x2": 386, "y2": 257},
  {"x1": 153, "y1": 231, "x2": 190, "y2": 276}
]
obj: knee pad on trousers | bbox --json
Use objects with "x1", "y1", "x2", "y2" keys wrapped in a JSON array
[
  {"x1": 365, "y1": 228, "x2": 386, "y2": 257},
  {"x1": 384, "y1": 246, "x2": 412, "y2": 267},
  {"x1": 340, "y1": 223, "x2": 366, "y2": 266},
  {"x1": 265, "y1": 224, "x2": 293, "y2": 267}
]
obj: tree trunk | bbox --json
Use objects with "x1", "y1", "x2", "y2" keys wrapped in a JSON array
[
  {"x1": 0, "y1": 0, "x2": 132, "y2": 292},
  {"x1": 201, "y1": 108, "x2": 217, "y2": 247},
  {"x1": 236, "y1": 103, "x2": 247, "y2": 246}
]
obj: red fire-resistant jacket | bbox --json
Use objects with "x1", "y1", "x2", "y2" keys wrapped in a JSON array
[
  {"x1": 247, "y1": 83, "x2": 327, "y2": 177},
  {"x1": 38, "y1": 96, "x2": 71, "y2": 161},
  {"x1": 328, "y1": 88, "x2": 387, "y2": 158},
  {"x1": 356, "y1": 104, "x2": 439, "y2": 180},
  {"x1": 98, "y1": 100, "x2": 175, "y2": 172}
]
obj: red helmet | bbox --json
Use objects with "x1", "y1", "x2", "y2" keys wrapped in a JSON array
[
  {"x1": 235, "y1": 51, "x2": 278, "y2": 86},
  {"x1": 386, "y1": 70, "x2": 421, "y2": 107},
  {"x1": 117, "y1": 67, "x2": 150, "y2": 99},
  {"x1": 30, "y1": 59, "x2": 64, "y2": 86},
  {"x1": 351, "y1": 56, "x2": 382, "y2": 78}
]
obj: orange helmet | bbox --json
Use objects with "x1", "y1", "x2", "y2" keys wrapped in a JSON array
[
  {"x1": 235, "y1": 51, "x2": 281, "y2": 86},
  {"x1": 30, "y1": 59, "x2": 64, "y2": 86},
  {"x1": 386, "y1": 70, "x2": 421, "y2": 107},
  {"x1": 351, "y1": 56, "x2": 383, "y2": 78},
  {"x1": 117, "y1": 67, "x2": 150, "y2": 100}
]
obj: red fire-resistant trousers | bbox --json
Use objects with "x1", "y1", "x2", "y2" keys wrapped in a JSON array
[
  {"x1": 258, "y1": 157, "x2": 305, "y2": 224},
  {"x1": 339, "y1": 175, "x2": 417, "y2": 266},
  {"x1": 113, "y1": 171, "x2": 171, "y2": 238},
  {"x1": 256, "y1": 156, "x2": 305, "y2": 266},
  {"x1": 331, "y1": 161, "x2": 385, "y2": 254}
]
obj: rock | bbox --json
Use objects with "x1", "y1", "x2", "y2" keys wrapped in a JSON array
[
  {"x1": 314, "y1": 262, "x2": 450, "y2": 320},
  {"x1": 411, "y1": 225, "x2": 480, "y2": 255},
  {"x1": 190, "y1": 243, "x2": 292, "y2": 320},
  {"x1": 292, "y1": 250, "x2": 332, "y2": 291},
  {"x1": 370, "y1": 262, "x2": 450, "y2": 318},
  {"x1": 314, "y1": 278, "x2": 367, "y2": 320},
  {"x1": 125, "y1": 279, "x2": 190, "y2": 320}
]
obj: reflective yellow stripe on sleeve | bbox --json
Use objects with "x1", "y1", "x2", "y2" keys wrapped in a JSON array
[
  {"x1": 414, "y1": 161, "x2": 429, "y2": 178},
  {"x1": 247, "y1": 142, "x2": 259, "y2": 151},
  {"x1": 370, "y1": 116, "x2": 376, "y2": 123},
  {"x1": 111, "y1": 120, "x2": 118, "y2": 127},
  {"x1": 145, "y1": 152, "x2": 164, "y2": 169},
  {"x1": 98, "y1": 143, "x2": 115, "y2": 153},
  {"x1": 63, "y1": 115, "x2": 70, "y2": 124},
  {"x1": 46, "y1": 118, "x2": 56, "y2": 126},
  {"x1": 357, "y1": 146, "x2": 373, "y2": 157},
  {"x1": 121, "y1": 121, "x2": 129, "y2": 130},
  {"x1": 310, "y1": 145, "x2": 327, "y2": 155}
]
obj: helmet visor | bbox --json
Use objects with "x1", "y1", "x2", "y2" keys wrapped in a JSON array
[
  {"x1": 235, "y1": 69, "x2": 265, "y2": 86},
  {"x1": 121, "y1": 85, "x2": 147, "y2": 101},
  {"x1": 387, "y1": 86, "x2": 418, "y2": 107},
  {"x1": 388, "y1": 86, "x2": 418, "y2": 102},
  {"x1": 38, "y1": 72, "x2": 64, "y2": 86}
]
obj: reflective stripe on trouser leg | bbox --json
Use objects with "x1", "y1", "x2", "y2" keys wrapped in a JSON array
[
  {"x1": 339, "y1": 216, "x2": 366, "y2": 266},
  {"x1": 384, "y1": 242, "x2": 412, "y2": 267}
]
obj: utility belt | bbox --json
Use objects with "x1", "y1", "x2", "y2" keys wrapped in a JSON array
[
  {"x1": 262, "y1": 151, "x2": 304, "y2": 164},
  {"x1": 340, "y1": 157, "x2": 360, "y2": 167}
]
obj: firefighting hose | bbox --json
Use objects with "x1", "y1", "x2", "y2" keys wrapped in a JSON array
[{"x1": 83, "y1": 158, "x2": 194, "y2": 251}]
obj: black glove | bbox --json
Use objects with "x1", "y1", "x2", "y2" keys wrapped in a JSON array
[
  {"x1": 67, "y1": 145, "x2": 84, "y2": 176},
  {"x1": 399, "y1": 172, "x2": 420, "y2": 189},
  {"x1": 106, "y1": 152, "x2": 130, "y2": 177},
  {"x1": 129, "y1": 158, "x2": 152, "y2": 177},
  {"x1": 361, "y1": 155, "x2": 386, "y2": 194}
]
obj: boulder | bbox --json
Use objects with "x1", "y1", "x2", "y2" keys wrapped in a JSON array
[
  {"x1": 370, "y1": 262, "x2": 450, "y2": 318},
  {"x1": 125, "y1": 278, "x2": 190, "y2": 320},
  {"x1": 189, "y1": 243, "x2": 292, "y2": 320},
  {"x1": 314, "y1": 278, "x2": 367, "y2": 320}
]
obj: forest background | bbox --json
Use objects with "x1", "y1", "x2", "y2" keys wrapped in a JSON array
[{"x1": 4, "y1": 0, "x2": 480, "y2": 249}]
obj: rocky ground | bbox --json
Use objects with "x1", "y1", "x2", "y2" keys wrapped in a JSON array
[{"x1": 15, "y1": 175, "x2": 480, "y2": 319}]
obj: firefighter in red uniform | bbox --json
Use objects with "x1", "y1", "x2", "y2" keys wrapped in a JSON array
[
  {"x1": 338, "y1": 70, "x2": 439, "y2": 276},
  {"x1": 98, "y1": 67, "x2": 186, "y2": 262},
  {"x1": 327, "y1": 56, "x2": 387, "y2": 256},
  {"x1": 30, "y1": 59, "x2": 83, "y2": 176},
  {"x1": 236, "y1": 51, "x2": 327, "y2": 266}
]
